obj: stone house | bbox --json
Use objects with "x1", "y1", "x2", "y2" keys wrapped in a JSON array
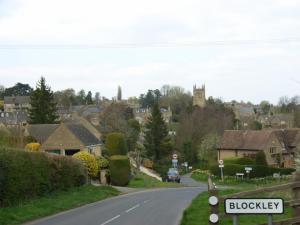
[
  {"x1": 25, "y1": 123, "x2": 102, "y2": 156},
  {"x1": 258, "y1": 114, "x2": 294, "y2": 129},
  {"x1": 217, "y1": 129, "x2": 300, "y2": 168},
  {"x1": 4, "y1": 96, "x2": 31, "y2": 112},
  {"x1": 133, "y1": 107, "x2": 172, "y2": 124}
]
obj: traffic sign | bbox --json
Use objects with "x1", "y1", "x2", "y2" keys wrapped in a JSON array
[
  {"x1": 225, "y1": 198, "x2": 284, "y2": 214},
  {"x1": 245, "y1": 167, "x2": 252, "y2": 171},
  {"x1": 219, "y1": 164, "x2": 224, "y2": 168},
  {"x1": 172, "y1": 154, "x2": 178, "y2": 159},
  {"x1": 172, "y1": 159, "x2": 178, "y2": 168},
  {"x1": 219, "y1": 160, "x2": 224, "y2": 165}
]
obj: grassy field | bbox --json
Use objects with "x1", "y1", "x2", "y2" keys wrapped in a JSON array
[
  {"x1": 128, "y1": 172, "x2": 181, "y2": 188},
  {"x1": 181, "y1": 170, "x2": 293, "y2": 225},
  {"x1": 0, "y1": 185, "x2": 119, "y2": 225}
]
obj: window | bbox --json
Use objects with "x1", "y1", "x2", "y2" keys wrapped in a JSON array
[{"x1": 269, "y1": 147, "x2": 276, "y2": 154}]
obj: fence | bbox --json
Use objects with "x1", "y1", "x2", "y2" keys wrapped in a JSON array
[{"x1": 208, "y1": 173, "x2": 300, "y2": 225}]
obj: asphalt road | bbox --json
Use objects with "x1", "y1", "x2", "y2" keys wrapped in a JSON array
[{"x1": 25, "y1": 175, "x2": 207, "y2": 225}]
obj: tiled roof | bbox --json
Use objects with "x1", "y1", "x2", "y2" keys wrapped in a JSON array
[
  {"x1": 218, "y1": 129, "x2": 300, "y2": 151},
  {"x1": 66, "y1": 123, "x2": 100, "y2": 146},
  {"x1": 26, "y1": 124, "x2": 60, "y2": 143},
  {"x1": 4, "y1": 96, "x2": 30, "y2": 104}
]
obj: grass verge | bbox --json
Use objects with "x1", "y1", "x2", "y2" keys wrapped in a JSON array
[
  {"x1": 181, "y1": 188, "x2": 291, "y2": 225},
  {"x1": 0, "y1": 185, "x2": 119, "y2": 225},
  {"x1": 128, "y1": 172, "x2": 181, "y2": 188}
]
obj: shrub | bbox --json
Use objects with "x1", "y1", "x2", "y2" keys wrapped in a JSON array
[
  {"x1": 105, "y1": 133, "x2": 127, "y2": 156},
  {"x1": 109, "y1": 155, "x2": 130, "y2": 186},
  {"x1": 25, "y1": 142, "x2": 41, "y2": 151},
  {"x1": 223, "y1": 157, "x2": 255, "y2": 165},
  {"x1": 0, "y1": 148, "x2": 86, "y2": 206},
  {"x1": 97, "y1": 156, "x2": 109, "y2": 169},
  {"x1": 142, "y1": 159, "x2": 154, "y2": 169},
  {"x1": 255, "y1": 151, "x2": 268, "y2": 165},
  {"x1": 209, "y1": 163, "x2": 295, "y2": 178},
  {"x1": 72, "y1": 151, "x2": 98, "y2": 177},
  {"x1": 153, "y1": 159, "x2": 171, "y2": 178}
]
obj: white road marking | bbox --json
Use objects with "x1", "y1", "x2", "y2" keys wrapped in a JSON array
[
  {"x1": 143, "y1": 199, "x2": 150, "y2": 204},
  {"x1": 100, "y1": 215, "x2": 120, "y2": 225},
  {"x1": 126, "y1": 204, "x2": 140, "y2": 213}
]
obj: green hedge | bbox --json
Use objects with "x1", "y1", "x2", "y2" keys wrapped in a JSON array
[
  {"x1": 109, "y1": 155, "x2": 130, "y2": 186},
  {"x1": 209, "y1": 163, "x2": 295, "y2": 178},
  {"x1": 223, "y1": 157, "x2": 255, "y2": 165},
  {"x1": 105, "y1": 133, "x2": 127, "y2": 156},
  {"x1": 0, "y1": 148, "x2": 86, "y2": 206}
]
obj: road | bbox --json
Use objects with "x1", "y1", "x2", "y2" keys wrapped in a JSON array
[{"x1": 25, "y1": 175, "x2": 207, "y2": 225}]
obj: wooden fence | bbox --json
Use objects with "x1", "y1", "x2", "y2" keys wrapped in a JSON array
[{"x1": 208, "y1": 173, "x2": 300, "y2": 225}]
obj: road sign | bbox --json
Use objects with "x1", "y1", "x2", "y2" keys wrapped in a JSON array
[
  {"x1": 225, "y1": 198, "x2": 284, "y2": 214},
  {"x1": 219, "y1": 164, "x2": 224, "y2": 168},
  {"x1": 245, "y1": 167, "x2": 252, "y2": 171},
  {"x1": 172, "y1": 154, "x2": 178, "y2": 159},
  {"x1": 219, "y1": 160, "x2": 224, "y2": 165},
  {"x1": 172, "y1": 159, "x2": 178, "y2": 168}
]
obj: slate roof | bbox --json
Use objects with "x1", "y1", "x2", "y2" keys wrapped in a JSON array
[
  {"x1": 26, "y1": 124, "x2": 60, "y2": 143},
  {"x1": 65, "y1": 123, "x2": 100, "y2": 146},
  {"x1": 218, "y1": 129, "x2": 300, "y2": 151},
  {"x1": 4, "y1": 96, "x2": 30, "y2": 104}
]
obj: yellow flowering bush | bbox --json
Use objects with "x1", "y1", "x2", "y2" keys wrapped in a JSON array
[
  {"x1": 25, "y1": 142, "x2": 41, "y2": 151},
  {"x1": 72, "y1": 151, "x2": 99, "y2": 177}
]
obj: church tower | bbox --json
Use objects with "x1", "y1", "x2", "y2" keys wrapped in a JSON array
[{"x1": 193, "y1": 84, "x2": 206, "y2": 107}]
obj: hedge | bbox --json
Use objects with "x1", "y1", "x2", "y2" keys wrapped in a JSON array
[
  {"x1": 209, "y1": 163, "x2": 295, "y2": 178},
  {"x1": 223, "y1": 157, "x2": 255, "y2": 165},
  {"x1": 109, "y1": 155, "x2": 130, "y2": 186},
  {"x1": 0, "y1": 148, "x2": 86, "y2": 206},
  {"x1": 105, "y1": 133, "x2": 127, "y2": 156}
]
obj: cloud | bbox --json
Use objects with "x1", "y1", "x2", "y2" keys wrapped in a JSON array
[{"x1": 0, "y1": 0, "x2": 299, "y2": 104}]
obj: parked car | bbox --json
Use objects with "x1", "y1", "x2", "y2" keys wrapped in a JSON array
[{"x1": 166, "y1": 168, "x2": 180, "y2": 183}]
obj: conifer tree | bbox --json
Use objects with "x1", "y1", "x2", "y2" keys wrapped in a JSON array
[
  {"x1": 86, "y1": 91, "x2": 93, "y2": 105},
  {"x1": 144, "y1": 102, "x2": 172, "y2": 160},
  {"x1": 29, "y1": 77, "x2": 59, "y2": 124},
  {"x1": 117, "y1": 86, "x2": 122, "y2": 101}
]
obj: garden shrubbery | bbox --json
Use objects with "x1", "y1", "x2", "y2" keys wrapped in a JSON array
[
  {"x1": 25, "y1": 142, "x2": 41, "y2": 151},
  {"x1": 209, "y1": 163, "x2": 295, "y2": 178},
  {"x1": 109, "y1": 155, "x2": 130, "y2": 186},
  {"x1": 105, "y1": 133, "x2": 127, "y2": 156},
  {"x1": 223, "y1": 157, "x2": 255, "y2": 165},
  {"x1": 0, "y1": 148, "x2": 86, "y2": 206},
  {"x1": 72, "y1": 151, "x2": 98, "y2": 177}
]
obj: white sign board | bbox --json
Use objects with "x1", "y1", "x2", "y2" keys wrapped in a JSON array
[
  {"x1": 225, "y1": 198, "x2": 284, "y2": 214},
  {"x1": 219, "y1": 165, "x2": 224, "y2": 168},
  {"x1": 172, "y1": 154, "x2": 178, "y2": 159},
  {"x1": 219, "y1": 160, "x2": 224, "y2": 165}
]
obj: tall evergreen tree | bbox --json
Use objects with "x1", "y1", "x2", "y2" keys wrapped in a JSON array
[
  {"x1": 117, "y1": 86, "x2": 122, "y2": 101},
  {"x1": 29, "y1": 77, "x2": 59, "y2": 124},
  {"x1": 86, "y1": 91, "x2": 93, "y2": 104},
  {"x1": 144, "y1": 102, "x2": 172, "y2": 160}
]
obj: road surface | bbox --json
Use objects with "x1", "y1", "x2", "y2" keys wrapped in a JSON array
[{"x1": 25, "y1": 175, "x2": 206, "y2": 225}]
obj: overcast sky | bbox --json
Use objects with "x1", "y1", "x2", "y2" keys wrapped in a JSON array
[{"x1": 0, "y1": 0, "x2": 299, "y2": 104}]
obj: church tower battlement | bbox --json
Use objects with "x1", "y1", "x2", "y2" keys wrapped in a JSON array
[{"x1": 193, "y1": 84, "x2": 206, "y2": 107}]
